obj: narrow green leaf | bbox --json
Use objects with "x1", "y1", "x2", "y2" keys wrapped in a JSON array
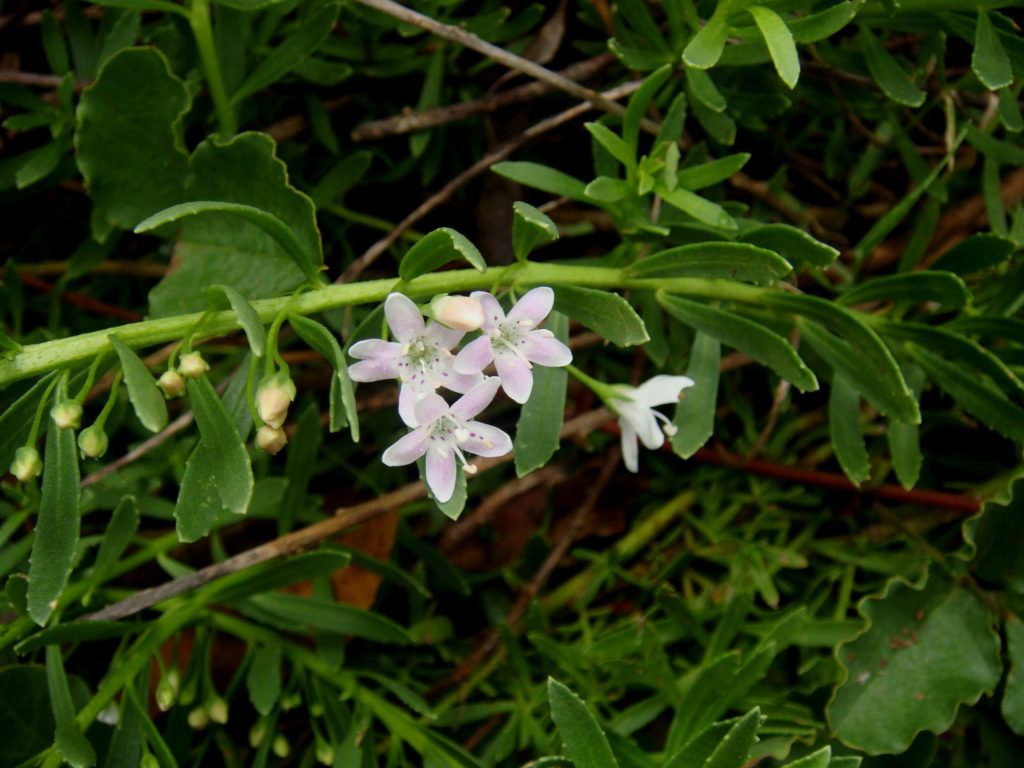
[
  {"x1": 547, "y1": 678, "x2": 620, "y2": 768},
  {"x1": 205, "y1": 551, "x2": 351, "y2": 605},
  {"x1": 657, "y1": 184, "x2": 738, "y2": 230},
  {"x1": 552, "y1": 285, "x2": 649, "y2": 347},
  {"x1": 1003, "y1": 616, "x2": 1024, "y2": 735},
  {"x1": 27, "y1": 378, "x2": 81, "y2": 625},
  {"x1": 399, "y1": 227, "x2": 486, "y2": 281},
  {"x1": 136, "y1": 200, "x2": 322, "y2": 285},
  {"x1": 584, "y1": 176, "x2": 631, "y2": 203},
  {"x1": 17, "y1": 620, "x2": 142, "y2": 655},
  {"x1": 704, "y1": 708, "x2": 763, "y2": 768},
  {"x1": 0, "y1": 372, "x2": 57, "y2": 471},
  {"x1": 930, "y1": 233, "x2": 1016, "y2": 275},
  {"x1": 782, "y1": 746, "x2": 831, "y2": 768},
  {"x1": 311, "y1": 151, "x2": 373, "y2": 207},
  {"x1": 110, "y1": 335, "x2": 168, "y2": 433},
  {"x1": 888, "y1": 416, "x2": 922, "y2": 491},
  {"x1": 676, "y1": 153, "x2": 750, "y2": 190},
  {"x1": 630, "y1": 242, "x2": 791, "y2": 284},
  {"x1": 512, "y1": 201, "x2": 559, "y2": 263},
  {"x1": 972, "y1": 10, "x2": 1013, "y2": 90},
  {"x1": 741, "y1": 224, "x2": 838, "y2": 267},
  {"x1": 671, "y1": 331, "x2": 720, "y2": 458},
  {"x1": 686, "y1": 66, "x2": 726, "y2": 112},
  {"x1": 90, "y1": 496, "x2": 138, "y2": 586},
  {"x1": 837, "y1": 271, "x2": 970, "y2": 308},
  {"x1": 998, "y1": 88, "x2": 1023, "y2": 133},
  {"x1": 585, "y1": 122, "x2": 635, "y2": 170},
  {"x1": 749, "y1": 6, "x2": 800, "y2": 88},
  {"x1": 656, "y1": 92, "x2": 689, "y2": 145},
  {"x1": 279, "y1": 401, "x2": 322, "y2": 534},
  {"x1": 830, "y1": 375, "x2": 871, "y2": 485},
  {"x1": 290, "y1": 314, "x2": 359, "y2": 440},
  {"x1": 46, "y1": 645, "x2": 97, "y2": 768},
  {"x1": 658, "y1": 293, "x2": 818, "y2": 392},
  {"x1": 624, "y1": 65, "x2": 672, "y2": 153},
  {"x1": 859, "y1": 26, "x2": 925, "y2": 107},
  {"x1": 206, "y1": 284, "x2": 266, "y2": 357},
  {"x1": 250, "y1": 592, "x2": 410, "y2": 644},
  {"x1": 788, "y1": 1, "x2": 859, "y2": 43},
  {"x1": 683, "y1": 11, "x2": 728, "y2": 69},
  {"x1": 491, "y1": 161, "x2": 588, "y2": 202},
  {"x1": 247, "y1": 641, "x2": 282, "y2": 716},
  {"x1": 514, "y1": 312, "x2": 568, "y2": 476}
]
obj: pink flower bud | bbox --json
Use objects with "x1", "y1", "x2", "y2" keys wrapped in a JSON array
[
  {"x1": 431, "y1": 295, "x2": 485, "y2": 332},
  {"x1": 256, "y1": 425, "x2": 288, "y2": 455},
  {"x1": 158, "y1": 369, "x2": 186, "y2": 398},
  {"x1": 178, "y1": 352, "x2": 209, "y2": 379},
  {"x1": 257, "y1": 374, "x2": 296, "y2": 429}
]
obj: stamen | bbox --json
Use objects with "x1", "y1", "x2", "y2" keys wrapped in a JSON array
[
  {"x1": 464, "y1": 464, "x2": 478, "y2": 475},
  {"x1": 455, "y1": 428, "x2": 470, "y2": 443},
  {"x1": 401, "y1": 343, "x2": 411, "y2": 355},
  {"x1": 517, "y1": 319, "x2": 535, "y2": 327},
  {"x1": 536, "y1": 329, "x2": 554, "y2": 338}
]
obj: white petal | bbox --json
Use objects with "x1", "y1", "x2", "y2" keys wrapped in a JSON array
[
  {"x1": 424, "y1": 321, "x2": 464, "y2": 350},
  {"x1": 382, "y1": 429, "x2": 429, "y2": 466},
  {"x1": 398, "y1": 384, "x2": 419, "y2": 427},
  {"x1": 413, "y1": 392, "x2": 449, "y2": 426},
  {"x1": 619, "y1": 420, "x2": 639, "y2": 473},
  {"x1": 522, "y1": 334, "x2": 572, "y2": 367},
  {"x1": 507, "y1": 286, "x2": 554, "y2": 324},
  {"x1": 385, "y1": 293, "x2": 425, "y2": 343},
  {"x1": 348, "y1": 358, "x2": 399, "y2": 383},
  {"x1": 450, "y1": 377, "x2": 501, "y2": 420},
  {"x1": 461, "y1": 422, "x2": 512, "y2": 457},
  {"x1": 471, "y1": 291, "x2": 506, "y2": 330},
  {"x1": 426, "y1": 448, "x2": 457, "y2": 502},
  {"x1": 348, "y1": 338, "x2": 402, "y2": 361},
  {"x1": 633, "y1": 375, "x2": 694, "y2": 407},
  {"x1": 452, "y1": 335, "x2": 494, "y2": 375},
  {"x1": 494, "y1": 351, "x2": 533, "y2": 404},
  {"x1": 445, "y1": 369, "x2": 485, "y2": 394}
]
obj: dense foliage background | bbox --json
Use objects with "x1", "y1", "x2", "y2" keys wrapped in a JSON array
[{"x1": 1, "y1": 0, "x2": 1024, "y2": 766}]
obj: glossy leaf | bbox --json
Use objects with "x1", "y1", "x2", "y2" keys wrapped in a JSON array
[
  {"x1": 629, "y1": 242, "x2": 791, "y2": 284},
  {"x1": 290, "y1": 314, "x2": 359, "y2": 439},
  {"x1": 110, "y1": 335, "x2": 168, "y2": 433},
  {"x1": 492, "y1": 161, "x2": 588, "y2": 202},
  {"x1": 658, "y1": 293, "x2": 818, "y2": 392},
  {"x1": 782, "y1": 747, "x2": 831, "y2": 768},
  {"x1": 205, "y1": 284, "x2": 266, "y2": 357},
  {"x1": 686, "y1": 67, "x2": 726, "y2": 112},
  {"x1": 671, "y1": 331, "x2": 720, "y2": 458},
  {"x1": 512, "y1": 201, "x2": 559, "y2": 263},
  {"x1": 247, "y1": 640, "x2": 282, "y2": 716},
  {"x1": 859, "y1": 26, "x2": 925, "y2": 107},
  {"x1": 515, "y1": 312, "x2": 568, "y2": 476},
  {"x1": 740, "y1": 224, "x2": 838, "y2": 267},
  {"x1": 749, "y1": 6, "x2": 799, "y2": 88},
  {"x1": 547, "y1": 678, "x2": 620, "y2": 768},
  {"x1": 47, "y1": 645, "x2": 96, "y2": 768},
  {"x1": 837, "y1": 272, "x2": 969, "y2": 309},
  {"x1": 829, "y1": 375, "x2": 870, "y2": 485},
  {"x1": 250, "y1": 593, "x2": 410, "y2": 644},
  {"x1": 972, "y1": 10, "x2": 1013, "y2": 90},
  {"x1": 399, "y1": 227, "x2": 486, "y2": 281},
  {"x1": 552, "y1": 285, "x2": 649, "y2": 347}
]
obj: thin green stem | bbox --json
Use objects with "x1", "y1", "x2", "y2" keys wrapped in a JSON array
[
  {"x1": 189, "y1": 0, "x2": 236, "y2": 137},
  {"x1": 73, "y1": 352, "x2": 109, "y2": 403},
  {"x1": 92, "y1": 373, "x2": 123, "y2": 429},
  {"x1": 26, "y1": 373, "x2": 61, "y2": 446},
  {"x1": 565, "y1": 364, "x2": 621, "y2": 404}
]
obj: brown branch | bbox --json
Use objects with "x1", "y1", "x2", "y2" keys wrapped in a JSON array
[
  {"x1": 16, "y1": 260, "x2": 167, "y2": 279},
  {"x1": 0, "y1": 68, "x2": 89, "y2": 90},
  {"x1": 18, "y1": 273, "x2": 144, "y2": 322}
]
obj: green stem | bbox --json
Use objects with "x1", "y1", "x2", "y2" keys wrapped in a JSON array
[
  {"x1": 92, "y1": 373, "x2": 123, "y2": 429},
  {"x1": 565, "y1": 364, "x2": 621, "y2": 404},
  {"x1": 0, "y1": 264, "x2": 767, "y2": 388},
  {"x1": 189, "y1": 0, "x2": 236, "y2": 137}
]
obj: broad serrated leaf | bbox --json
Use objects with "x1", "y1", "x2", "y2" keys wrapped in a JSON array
[
  {"x1": 859, "y1": 26, "x2": 925, "y2": 107},
  {"x1": 671, "y1": 331, "x2": 720, "y2": 458},
  {"x1": 205, "y1": 284, "x2": 266, "y2": 357},
  {"x1": 837, "y1": 272, "x2": 969, "y2": 309},
  {"x1": 249, "y1": 592, "x2": 410, "y2": 644},
  {"x1": 27, "y1": 379, "x2": 81, "y2": 625},
  {"x1": 749, "y1": 6, "x2": 799, "y2": 88},
  {"x1": 547, "y1": 678, "x2": 620, "y2": 768},
  {"x1": 829, "y1": 569, "x2": 1001, "y2": 754},
  {"x1": 247, "y1": 640, "x2": 282, "y2": 716},
  {"x1": 512, "y1": 201, "x2": 559, "y2": 263},
  {"x1": 972, "y1": 10, "x2": 1013, "y2": 90},
  {"x1": 110, "y1": 335, "x2": 168, "y2": 433},
  {"x1": 552, "y1": 285, "x2": 648, "y2": 347},
  {"x1": 658, "y1": 293, "x2": 817, "y2": 392},
  {"x1": 630, "y1": 242, "x2": 791, "y2": 284},
  {"x1": 399, "y1": 227, "x2": 486, "y2": 281},
  {"x1": 965, "y1": 478, "x2": 1024, "y2": 593},
  {"x1": 290, "y1": 314, "x2": 358, "y2": 439},
  {"x1": 829, "y1": 375, "x2": 871, "y2": 485},
  {"x1": 491, "y1": 161, "x2": 588, "y2": 201},
  {"x1": 514, "y1": 312, "x2": 568, "y2": 476},
  {"x1": 47, "y1": 645, "x2": 96, "y2": 768}
]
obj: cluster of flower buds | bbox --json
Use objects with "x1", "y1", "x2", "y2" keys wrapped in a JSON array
[{"x1": 255, "y1": 372, "x2": 296, "y2": 456}]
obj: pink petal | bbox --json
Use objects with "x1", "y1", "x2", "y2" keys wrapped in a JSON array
[
  {"x1": 348, "y1": 358, "x2": 400, "y2": 382},
  {"x1": 382, "y1": 429, "x2": 429, "y2": 466},
  {"x1": 398, "y1": 384, "x2": 419, "y2": 427},
  {"x1": 426, "y1": 447, "x2": 457, "y2": 502},
  {"x1": 461, "y1": 422, "x2": 512, "y2": 457},
  {"x1": 522, "y1": 334, "x2": 572, "y2": 367},
  {"x1": 619, "y1": 420, "x2": 639, "y2": 472},
  {"x1": 494, "y1": 351, "x2": 533, "y2": 404},
  {"x1": 413, "y1": 392, "x2": 449, "y2": 426},
  {"x1": 349, "y1": 338, "x2": 401, "y2": 361},
  {"x1": 453, "y1": 336, "x2": 494, "y2": 375},
  {"x1": 424, "y1": 321, "x2": 464, "y2": 350},
  {"x1": 508, "y1": 286, "x2": 554, "y2": 325},
  {"x1": 445, "y1": 369, "x2": 485, "y2": 394},
  {"x1": 471, "y1": 291, "x2": 505, "y2": 330},
  {"x1": 385, "y1": 293, "x2": 425, "y2": 343},
  {"x1": 450, "y1": 377, "x2": 501, "y2": 420}
]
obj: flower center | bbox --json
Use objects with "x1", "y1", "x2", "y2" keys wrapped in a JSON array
[{"x1": 398, "y1": 337, "x2": 447, "y2": 386}]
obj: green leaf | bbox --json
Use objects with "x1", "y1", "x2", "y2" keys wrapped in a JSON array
[
  {"x1": 998, "y1": 87, "x2": 1023, "y2": 133},
  {"x1": 491, "y1": 161, "x2": 588, "y2": 202},
  {"x1": 887, "y1": 365, "x2": 923, "y2": 491},
  {"x1": 176, "y1": 377, "x2": 254, "y2": 541},
  {"x1": 740, "y1": 224, "x2": 838, "y2": 267},
  {"x1": 27, "y1": 378, "x2": 81, "y2": 625},
  {"x1": 704, "y1": 708, "x2": 763, "y2": 768},
  {"x1": 110, "y1": 335, "x2": 168, "y2": 433},
  {"x1": 788, "y1": 1, "x2": 859, "y2": 43},
  {"x1": 671, "y1": 331, "x2": 720, "y2": 458},
  {"x1": 624, "y1": 65, "x2": 672, "y2": 153},
  {"x1": 16, "y1": 620, "x2": 142, "y2": 655},
  {"x1": 1003, "y1": 616, "x2": 1024, "y2": 735},
  {"x1": 748, "y1": 6, "x2": 799, "y2": 88},
  {"x1": 972, "y1": 10, "x2": 1013, "y2": 90},
  {"x1": 686, "y1": 65, "x2": 727, "y2": 113},
  {"x1": 512, "y1": 201, "x2": 559, "y2": 263},
  {"x1": 585, "y1": 122, "x2": 634, "y2": 170},
  {"x1": 204, "y1": 551, "x2": 351, "y2": 604},
  {"x1": 514, "y1": 312, "x2": 568, "y2": 476},
  {"x1": 290, "y1": 314, "x2": 359, "y2": 439},
  {"x1": 0, "y1": 372, "x2": 56, "y2": 472},
  {"x1": 829, "y1": 569, "x2": 1001, "y2": 754},
  {"x1": 763, "y1": 293, "x2": 918, "y2": 423},
  {"x1": 584, "y1": 176, "x2": 631, "y2": 203},
  {"x1": 829, "y1": 375, "x2": 871, "y2": 485},
  {"x1": 658, "y1": 293, "x2": 818, "y2": 392},
  {"x1": 147, "y1": 132, "x2": 323, "y2": 317},
  {"x1": 782, "y1": 747, "x2": 831, "y2": 768},
  {"x1": 47, "y1": 645, "x2": 97, "y2": 768},
  {"x1": 230, "y1": 2, "x2": 340, "y2": 104},
  {"x1": 205, "y1": 285, "x2": 266, "y2": 357},
  {"x1": 552, "y1": 285, "x2": 649, "y2": 347},
  {"x1": 90, "y1": 496, "x2": 139, "y2": 587},
  {"x1": 418, "y1": 457, "x2": 468, "y2": 520},
  {"x1": 310, "y1": 151, "x2": 373, "y2": 207},
  {"x1": 547, "y1": 678, "x2": 620, "y2": 768},
  {"x1": 676, "y1": 153, "x2": 750, "y2": 190},
  {"x1": 657, "y1": 184, "x2": 738, "y2": 230},
  {"x1": 247, "y1": 640, "x2": 282, "y2": 716},
  {"x1": 837, "y1": 271, "x2": 970, "y2": 309},
  {"x1": 75, "y1": 47, "x2": 189, "y2": 238},
  {"x1": 399, "y1": 227, "x2": 486, "y2": 281},
  {"x1": 683, "y1": 8, "x2": 729, "y2": 70},
  {"x1": 629, "y1": 242, "x2": 791, "y2": 284},
  {"x1": 930, "y1": 233, "x2": 1016, "y2": 274},
  {"x1": 859, "y1": 26, "x2": 925, "y2": 107},
  {"x1": 0, "y1": 666, "x2": 84, "y2": 766},
  {"x1": 250, "y1": 592, "x2": 410, "y2": 644}
]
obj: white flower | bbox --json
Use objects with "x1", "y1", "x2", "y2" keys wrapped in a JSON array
[
  {"x1": 611, "y1": 375, "x2": 694, "y2": 472},
  {"x1": 431, "y1": 295, "x2": 485, "y2": 331}
]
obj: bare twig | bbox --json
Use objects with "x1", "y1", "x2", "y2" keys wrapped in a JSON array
[{"x1": 0, "y1": 68, "x2": 88, "y2": 90}]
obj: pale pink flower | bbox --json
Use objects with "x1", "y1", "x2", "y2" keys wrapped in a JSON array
[
  {"x1": 452, "y1": 287, "x2": 572, "y2": 404},
  {"x1": 612, "y1": 375, "x2": 694, "y2": 472},
  {"x1": 381, "y1": 378, "x2": 511, "y2": 502},
  {"x1": 348, "y1": 293, "x2": 482, "y2": 426}
]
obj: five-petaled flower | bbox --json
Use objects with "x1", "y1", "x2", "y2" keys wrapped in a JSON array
[
  {"x1": 348, "y1": 293, "x2": 482, "y2": 426},
  {"x1": 453, "y1": 287, "x2": 572, "y2": 404},
  {"x1": 611, "y1": 375, "x2": 694, "y2": 473},
  {"x1": 382, "y1": 378, "x2": 511, "y2": 502}
]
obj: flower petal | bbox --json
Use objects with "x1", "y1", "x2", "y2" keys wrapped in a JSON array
[
  {"x1": 426, "y1": 447, "x2": 457, "y2": 502},
  {"x1": 494, "y1": 352, "x2": 534, "y2": 404},
  {"x1": 522, "y1": 333, "x2": 572, "y2": 367},
  {"x1": 508, "y1": 286, "x2": 554, "y2": 325},
  {"x1": 450, "y1": 377, "x2": 501, "y2": 420},
  {"x1": 445, "y1": 369, "x2": 485, "y2": 394},
  {"x1": 385, "y1": 293, "x2": 425, "y2": 343},
  {"x1": 633, "y1": 375, "x2": 694, "y2": 407},
  {"x1": 348, "y1": 358, "x2": 400, "y2": 382},
  {"x1": 349, "y1": 338, "x2": 402, "y2": 361},
  {"x1": 616, "y1": 400, "x2": 663, "y2": 449},
  {"x1": 398, "y1": 384, "x2": 419, "y2": 427},
  {"x1": 453, "y1": 335, "x2": 494, "y2": 375},
  {"x1": 619, "y1": 419, "x2": 639, "y2": 473},
  {"x1": 382, "y1": 429, "x2": 429, "y2": 466},
  {"x1": 424, "y1": 321, "x2": 464, "y2": 350},
  {"x1": 471, "y1": 291, "x2": 506, "y2": 330},
  {"x1": 414, "y1": 392, "x2": 449, "y2": 426},
  {"x1": 460, "y1": 422, "x2": 512, "y2": 457}
]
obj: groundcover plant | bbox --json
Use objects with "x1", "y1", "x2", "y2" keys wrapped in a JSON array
[{"x1": 1, "y1": 0, "x2": 1024, "y2": 765}]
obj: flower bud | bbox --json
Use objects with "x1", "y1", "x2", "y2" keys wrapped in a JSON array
[
  {"x1": 11, "y1": 446, "x2": 42, "y2": 482},
  {"x1": 156, "y1": 677, "x2": 176, "y2": 712},
  {"x1": 208, "y1": 696, "x2": 228, "y2": 724},
  {"x1": 158, "y1": 369, "x2": 186, "y2": 399},
  {"x1": 256, "y1": 425, "x2": 288, "y2": 455},
  {"x1": 178, "y1": 351, "x2": 209, "y2": 380},
  {"x1": 431, "y1": 295, "x2": 484, "y2": 332},
  {"x1": 51, "y1": 401, "x2": 83, "y2": 430},
  {"x1": 249, "y1": 722, "x2": 266, "y2": 748},
  {"x1": 78, "y1": 425, "x2": 109, "y2": 459},
  {"x1": 272, "y1": 735, "x2": 290, "y2": 759},
  {"x1": 257, "y1": 374, "x2": 296, "y2": 429},
  {"x1": 187, "y1": 707, "x2": 209, "y2": 729},
  {"x1": 316, "y1": 740, "x2": 336, "y2": 766},
  {"x1": 140, "y1": 753, "x2": 160, "y2": 768}
]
